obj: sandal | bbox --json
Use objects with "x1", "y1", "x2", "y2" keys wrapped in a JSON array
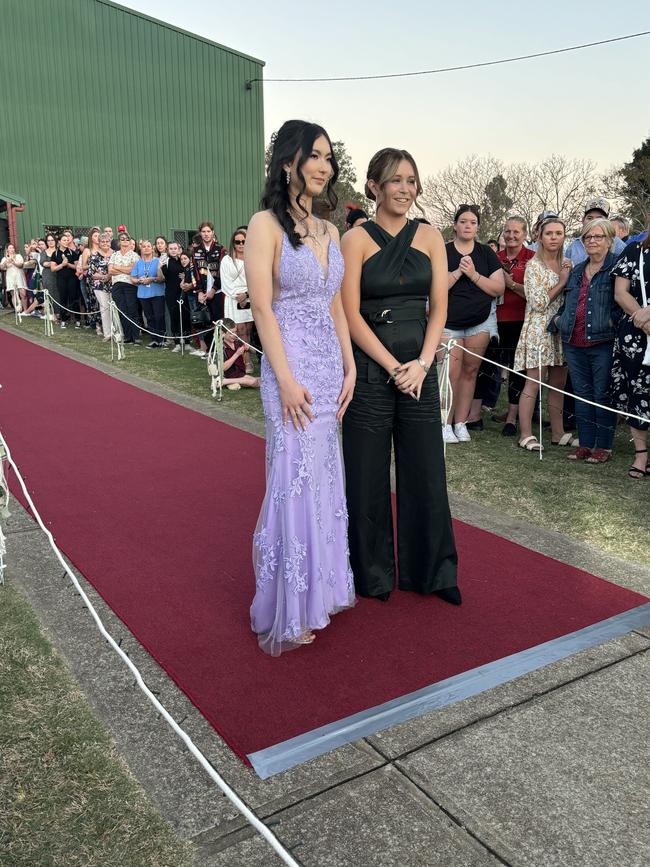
[
  {"x1": 628, "y1": 448, "x2": 649, "y2": 480},
  {"x1": 568, "y1": 447, "x2": 592, "y2": 461},
  {"x1": 552, "y1": 433, "x2": 574, "y2": 446},
  {"x1": 291, "y1": 631, "x2": 316, "y2": 645},
  {"x1": 519, "y1": 436, "x2": 543, "y2": 452},
  {"x1": 585, "y1": 448, "x2": 612, "y2": 464}
]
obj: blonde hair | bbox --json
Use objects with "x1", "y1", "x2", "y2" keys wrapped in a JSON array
[
  {"x1": 365, "y1": 148, "x2": 425, "y2": 215},
  {"x1": 580, "y1": 217, "x2": 616, "y2": 252},
  {"x1": 535, "y1": 218, "x2": 566, "y2": 268}
]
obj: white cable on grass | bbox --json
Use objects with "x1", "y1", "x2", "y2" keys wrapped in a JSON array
[{"x1": 0, "y1": 430, "x2": 299, "y2": 867}]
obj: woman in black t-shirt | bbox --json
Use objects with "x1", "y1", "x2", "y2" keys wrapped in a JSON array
[{"x1": 441, "y1": 205, "x2": 505, "y2": 443}]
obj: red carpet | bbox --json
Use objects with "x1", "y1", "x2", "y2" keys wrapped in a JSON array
[{"x1": 2, "y1": 328, "x2": 647, "y2": 762}]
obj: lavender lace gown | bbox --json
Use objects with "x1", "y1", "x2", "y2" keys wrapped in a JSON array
[{"x1": 250, "y1": 234, "x2": 356, "y2": 655}]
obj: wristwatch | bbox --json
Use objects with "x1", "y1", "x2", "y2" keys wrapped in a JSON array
[{"x1": 417, "y1": 357, "x2": 430, "y2": 373}]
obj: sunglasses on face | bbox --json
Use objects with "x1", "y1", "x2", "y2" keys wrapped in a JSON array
[{"x1": 234, "y1": 239, "x2": 245, "y2": 245}]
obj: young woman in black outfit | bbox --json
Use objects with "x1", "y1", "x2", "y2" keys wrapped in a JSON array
[{"x1": 341, "y1": 148, "x2": 460, "y2": 605}]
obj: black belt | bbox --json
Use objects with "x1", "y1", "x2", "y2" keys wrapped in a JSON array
[{"x1": 361, "y1": 302, "x2": 426, "y2": 325}]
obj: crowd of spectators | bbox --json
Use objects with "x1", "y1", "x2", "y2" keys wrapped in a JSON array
[
  {"x1": 1, "y1": 198, "x2": 648, "y2": 478},
  {"x1": 437, "y1": 196, "x2": 650, "y2": 479},
  {"x1": 0, "y1": 221, "x2": 257, "y2": 367}
]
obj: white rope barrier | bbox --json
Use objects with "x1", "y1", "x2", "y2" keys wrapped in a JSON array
[
  {"x1": 0, "y1": 436, "x2": 9, "y2": 586},
  {"x1": 46, "y1": 292, "x2": 216, "y2": 339},
  {"x1": 114, "y1": 302, "x2": 216, "y2": 340},
  {"x1": 14, "y1": 291, "x2": 650, "y2": 427},
  {"x1": 445, "y1": 340, "x2": 650, "y2": 428},
  {"x1": 0, "y1": 428, "x2": 300, "y2": 867}
]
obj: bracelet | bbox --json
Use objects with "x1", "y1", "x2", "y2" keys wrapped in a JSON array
[
  {"x1": 474, "y1": 274, "x2": 480, "y2": 285},
  {"x1": 417, "y1": 357, "x2": 430, "y2": 373}
]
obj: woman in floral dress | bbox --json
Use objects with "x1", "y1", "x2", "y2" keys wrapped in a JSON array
[
  {"x1": 514, "y1": 217, "x2": 572, "y2": 451},
  {"x1": 611, "y1": 226, "x2": 650, "y2": 479}
]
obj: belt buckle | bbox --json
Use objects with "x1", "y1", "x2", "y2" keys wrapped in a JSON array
[{"x1": 380, "y1": 308, "x2": 393, "y2": 324}]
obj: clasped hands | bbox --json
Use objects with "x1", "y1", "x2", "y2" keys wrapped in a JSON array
[{"x1": 390, "y1": 359, "x2": 427, "y2": 401}]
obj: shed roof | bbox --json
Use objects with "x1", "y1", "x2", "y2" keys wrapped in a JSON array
[
  {"x1": 97, "y1": 0, "x2": 265, "y2": 66},
  {"x1": 0, "y1": 191, "x2": 26, "y2": 206}
]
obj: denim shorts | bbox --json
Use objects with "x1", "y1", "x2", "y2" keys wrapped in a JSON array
[{"x1": 443, "y1": 304, "x2": 498, "y2": 340}]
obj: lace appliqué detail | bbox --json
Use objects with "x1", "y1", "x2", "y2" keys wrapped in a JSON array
[
  {"x1": 284, "y1": 536, "x2": 308, "y2": 594},
  {"x1": 290, "y1": 430, "x2": 316, "y2": 498},
  {"x1": 253, "y1": 529, "x2": 281, "y2": 592}
]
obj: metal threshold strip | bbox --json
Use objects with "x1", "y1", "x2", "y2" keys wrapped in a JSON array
[{"x1": 248, "y1": 602, "x2": 650, "y2": 778}]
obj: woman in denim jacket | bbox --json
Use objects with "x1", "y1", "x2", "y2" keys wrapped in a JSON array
[{"x1": 550, "y1": 218, "x2": 619, "y2": 463}]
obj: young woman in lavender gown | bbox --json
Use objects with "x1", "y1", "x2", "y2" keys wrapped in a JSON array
[{"x1": 246, "y1": 120, "x2": 357, "y2": 656}]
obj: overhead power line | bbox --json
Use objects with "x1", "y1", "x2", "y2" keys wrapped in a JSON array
[{"x1": 245, "y1": 30, "x2": 650, "y2": 86}]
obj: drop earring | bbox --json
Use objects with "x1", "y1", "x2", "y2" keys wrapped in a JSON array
[{"x1": 286, "y1": 169, "x2": 291, "y2": 185}]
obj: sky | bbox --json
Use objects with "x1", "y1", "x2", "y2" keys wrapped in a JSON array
[{"x1": 123, "y1": 0, "x2": 649, "y2": 189}]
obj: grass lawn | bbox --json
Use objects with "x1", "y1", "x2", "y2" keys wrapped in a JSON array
[
  {"x1": 0, "y1": 577, "x2": 193, "y2": 867},
  {"x1": 2, "y1": 313, "x2": 647, "y2": 567}
]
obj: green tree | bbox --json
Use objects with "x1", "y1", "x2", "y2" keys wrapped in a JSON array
[
  {"x1": 482, "y1": 174, "x2": 514, "y2": 240},
  {"x1": 320, "y1": 140, "x2": 371, "y2": 233},
  {"x1": 620, "y1": 136, "x2": 650, "y2": 229}
]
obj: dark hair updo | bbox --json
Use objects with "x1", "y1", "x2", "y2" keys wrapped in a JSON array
[
  {"x1": 453, "y1": 204, "x2": 481, "y2": 224},
  {"x1": 261, "y1": 119, "x2": 339, "y2": 249}
]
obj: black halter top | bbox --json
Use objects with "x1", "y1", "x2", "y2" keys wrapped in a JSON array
[{"x1": 360, "y1": 220, "x2": 431, "y2": 307}]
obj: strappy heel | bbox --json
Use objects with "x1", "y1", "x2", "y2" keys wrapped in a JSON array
[
  {"x1": 291, "y1": 631, "x2": 316, "y2": 645},
  {"x1": 628, "y1": 448, "x2": 649, "y2": 480}
]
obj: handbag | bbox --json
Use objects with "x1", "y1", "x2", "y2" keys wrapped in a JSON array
[{"x1": 190, "y1": 305, "x2": 211, "y2": 327}]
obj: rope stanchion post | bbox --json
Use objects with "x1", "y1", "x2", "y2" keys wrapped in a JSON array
[
  {"x1": 438, "y1": 339, "x2": 455, "y2": 456},
  {"x1": 43, "y1": 289, "x2": 55, "y2": 338},
  {"x1": 177, "y1": 298, "x2": 185, "y2": 356},
  {"x1": 0, "y1": 428, "x2": 300, "y2": 867},
  {"x1": 207, "y1": 320, "x2": 225, "y2": 400},
  {"x1": 538, "y1": 347, "x2": 543, "y2": 461},
  {"x1": 109, "y1": 300, "x2": 125, "y2": 361},
  {"x1": 11, "y1": 289, "x2": 23, "y2": 326}
]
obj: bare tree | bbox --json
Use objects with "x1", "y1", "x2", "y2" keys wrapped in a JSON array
[
  {"x1": 422, "y1": 154, "x2": 603, "y2": 239},
  {"x1": 421, "y1": 154, "x2": 507, "y2": 237}
]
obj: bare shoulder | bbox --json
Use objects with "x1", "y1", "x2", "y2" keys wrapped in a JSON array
[
  {"x1": 324, "y1": 220, "x2": 340, "y2": 245},
  {"x1": 415, "y1": 222, "x2": 443, "y2": 244},
  {"x1": 340, "y1": 223, "x2": 368, "y2": 253},
  {"x1": 248, "y1": 209, "x2": 280, "y2": 232}
]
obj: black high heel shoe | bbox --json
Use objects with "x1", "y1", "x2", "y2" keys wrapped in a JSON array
[{"x1": 434, "y1": 586, "x2": 462, "y2": 605}]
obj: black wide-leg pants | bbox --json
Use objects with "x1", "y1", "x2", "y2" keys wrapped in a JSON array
[{"x1": 342, "y1": 331, "x2": 458, "y2": 598}]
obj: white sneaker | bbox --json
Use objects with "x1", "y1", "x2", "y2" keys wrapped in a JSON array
[
  {"x1": 442, "y1": 424, "x2": 459, "y2": 444},
  {"x1": 189, "y1": 348, "x2": 205, "y2": 357},
  {"x1": 172, "y1": 344, "x2": 182, "y2": 353},
  {"x1": 453, "y1": 422, "x2": 471, "y2": 442}
]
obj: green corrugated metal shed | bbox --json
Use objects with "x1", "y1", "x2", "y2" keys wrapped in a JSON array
[{"x1": 2, "y1": 0, "x2": 264, "y2": 245}]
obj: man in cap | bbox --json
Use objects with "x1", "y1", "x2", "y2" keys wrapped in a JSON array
[{"x1": 565, "y1": 197, "x2": 626, "y2": 265}]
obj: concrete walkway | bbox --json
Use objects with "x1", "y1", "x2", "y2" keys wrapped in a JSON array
[{"x1": 3, "y1": 327, "x2": 650, "y2": 866}]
